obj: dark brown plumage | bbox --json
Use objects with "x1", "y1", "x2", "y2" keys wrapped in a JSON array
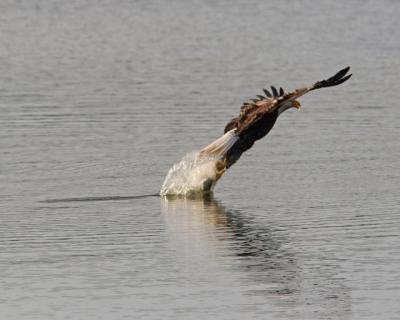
[{"x1": 222, "y1": 67, "x2": 352, "y2": 168}]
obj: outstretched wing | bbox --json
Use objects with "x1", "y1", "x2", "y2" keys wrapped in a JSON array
[
  {"x1": 224, "y1": 85, "x2": 285, "y2": 133},
  {"x1": 225, "y1": 67, "x2": 352, "y2": 134}
]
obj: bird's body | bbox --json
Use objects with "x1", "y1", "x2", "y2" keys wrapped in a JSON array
[
  {"x1": 224, "y1": 106, "x2": 279, "y2": 168},
  {"x1": 161, "y1": 67, "x2": 352, "y2": 195}
]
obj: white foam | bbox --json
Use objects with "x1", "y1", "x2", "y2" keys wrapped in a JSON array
[
  {"x1": 160, "y1": 152, "x2": 220, "y2": 196},
  {"x1": 160, "y1": 130, "x2": 238, "y2": 196}
]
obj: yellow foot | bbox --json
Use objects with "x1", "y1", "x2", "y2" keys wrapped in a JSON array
[{"x1": 215, "y1": 159, "x2": 227, "y2": 180}]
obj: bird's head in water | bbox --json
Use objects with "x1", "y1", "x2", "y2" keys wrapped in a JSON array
[{"x1": 277, "y1": 100, "x2": 301, "y2": 116}]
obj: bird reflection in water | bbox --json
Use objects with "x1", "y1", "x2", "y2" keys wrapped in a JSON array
[
  {"x1": 161, "y1": 195, "x2": 351, "y2": 318},
  {"x1": 160, "y1": 194, "x2": 299, "y2": 297}
]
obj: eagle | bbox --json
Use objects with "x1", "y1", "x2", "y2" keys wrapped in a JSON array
[{"x1": 196, "y1": 67, "x2": 352, "y2": 191}]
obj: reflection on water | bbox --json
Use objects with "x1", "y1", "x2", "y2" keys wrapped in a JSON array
[
  {"x1": 161, "y1": 196, "x2": 350, "y2": 317},
  {"x1": 163, "y1": 195, "x2": 297, "y2": 291},
  {"x1": 162, "y1": 194, "x2": 293, "y2": 266}
]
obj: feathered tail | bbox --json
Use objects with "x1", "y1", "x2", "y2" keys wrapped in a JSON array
[
  {"x1": 197, "y1": 129, "x2": 239, "y2": 183},
  {"x1": 199, "y1": 129, "x2": 239, "y2": 158}
]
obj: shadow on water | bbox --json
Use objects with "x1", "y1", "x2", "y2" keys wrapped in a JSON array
[
  {"x1": 40, "y1": 193, "x2": 160, "y2": 203},
  {"x1": 161, "y1": 194, "x2": 300, "y2": 296}
]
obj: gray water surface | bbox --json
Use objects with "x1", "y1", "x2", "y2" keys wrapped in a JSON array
[{"x1": 1, "y1": 1, "x2": 400, "y2": 319}]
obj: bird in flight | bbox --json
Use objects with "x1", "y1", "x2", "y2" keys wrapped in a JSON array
[{"x1": 197, "y1": 67, "x2": 352, "y2": 191}]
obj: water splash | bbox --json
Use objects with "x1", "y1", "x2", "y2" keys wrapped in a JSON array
[
  {"x1": 160, "y1": 152, "x2": 220, "y2": 196},
  {"x1": 160, "y1": 130, "x2": 239, "y2": 196}
]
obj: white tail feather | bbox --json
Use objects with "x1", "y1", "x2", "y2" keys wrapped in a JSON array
[{"x1": 199, "y1": 129, "x2": 238, "y2": 157}]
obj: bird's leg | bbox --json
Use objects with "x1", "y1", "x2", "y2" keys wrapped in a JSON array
[{"x1": 215, "y1": 158, "x2": 228, "y2": 180}]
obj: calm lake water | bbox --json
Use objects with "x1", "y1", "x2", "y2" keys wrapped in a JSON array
[{"x1": 1, "y1": 1, "x2": 399, "y2": 319}]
